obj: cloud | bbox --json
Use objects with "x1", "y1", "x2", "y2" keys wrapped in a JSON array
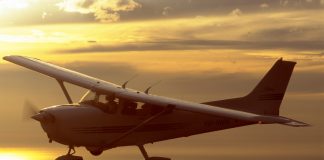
[
  {"x1": 229, "y1": 8, "x2": 243, "y2": 16},
  {"x1": 302, "y1": 52, "x2": 324, "y2": 57},
  {"x1": 58, "y1": 39, "x2": 324, "y2": 53},
  {"x1": 260, "y1": 3, "x2": 269, "y2": 8},
  {"x1": 118, "y1": 0, "x2": 323, "y2": 22},
  {"x1": 41, "y1": 12, "x2": 48, "y2": 19},
  {"x1": 1, "y1": 0, "x2": 324, "y2": 26},
  {"x1": 162, "y1": 6, "x2": 172, "y2": 16},
  {"x1": 280, "y1": 0, "x2": 289, "y2": 6},
  {"x1": 244, "y1": 25, "x2": 324, "y2": 42},
  {"x1": 57, "y1": 0, "x2": 142, "y2": 22}
]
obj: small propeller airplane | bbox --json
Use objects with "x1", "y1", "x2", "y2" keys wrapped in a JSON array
[{"x1": 4, "y1": 55, "x2": 309, "y2": 160}]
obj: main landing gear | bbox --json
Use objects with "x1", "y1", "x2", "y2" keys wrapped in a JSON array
[
  {"x1": 138, "y1": 145, "x2": 171, "y2": 160},
  {"x1": 55, "y1": 146, "x2": 83, "y2": 160}
]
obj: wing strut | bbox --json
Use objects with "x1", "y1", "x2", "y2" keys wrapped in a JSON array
[
  {"x1": 105, "y1": 105, "x2": 175, "y2": 148},
  {"x1": 138, "y1": 145, "x2": 149, "y2": 160},
  {"x1": 57, "y1": 80, "x2": 73, "y2": 104}
]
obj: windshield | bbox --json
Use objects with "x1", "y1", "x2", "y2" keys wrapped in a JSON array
[
  {"x1": 80, "y1": 90, "x2": 97, "y2": 104},
  {"x1": 79, "y1": 91, "x2": 120, "y2": 114}
]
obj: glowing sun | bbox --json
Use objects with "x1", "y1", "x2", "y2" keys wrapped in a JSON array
[
  {"x1": 0, "y1": 149, "x2": 55, "y2": 160},
  {"x1": 0, "y1": 153, "x2": 26, "y2": 160},
  {"x1": 0, "y1": 0, "x2": 30, "y2": 10}
]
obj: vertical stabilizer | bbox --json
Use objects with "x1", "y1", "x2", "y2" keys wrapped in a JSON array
[{"x1": 204, "y1": 59, "x2": 296, "y2": 115}]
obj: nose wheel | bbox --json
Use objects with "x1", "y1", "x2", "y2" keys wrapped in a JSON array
[
  {"x1": 55, "y1": 146, "x2": 83, "y2": 160},
  {"x1": 138, "y1": 145, "x2": 171, "y2": 160}
]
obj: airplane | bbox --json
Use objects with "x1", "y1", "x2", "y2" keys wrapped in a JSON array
[{"x1": 3, "y1": 55, "x2": 309, "y2": 160}]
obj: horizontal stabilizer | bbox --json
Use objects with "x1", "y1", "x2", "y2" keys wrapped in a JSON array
[{"x1": 253, "y1": 115, "x2": 310, "y2": 127}]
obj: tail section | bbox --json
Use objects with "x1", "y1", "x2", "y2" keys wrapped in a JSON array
[{"x1": 204, "y1": 58, "x2": 296, "y2": 116}]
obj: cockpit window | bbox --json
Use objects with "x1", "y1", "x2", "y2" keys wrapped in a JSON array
[
  {"x1": 80, "y1": 90, "x2": 97, "y2": 104},
  {"x1": 79, "y1": 91, "x2": 170, "y2": 116},
  {"x1": 80, "y1": 91, "x2": 118, "y2": 114}
]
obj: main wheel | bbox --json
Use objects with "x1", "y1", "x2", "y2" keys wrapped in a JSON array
[
  {"x1": 90, "y1": 150, "x2": 103, "y2": 156},
  {"x1": 148, "y1": 157, "x2": 171, "y2": 160},
  {"x1": 55, "y1": 155, "x2": 83, "y2": 160}
]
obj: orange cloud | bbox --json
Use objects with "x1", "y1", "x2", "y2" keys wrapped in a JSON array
[{"x1": 57, "y1": 0, "x2": 142, "y2": 22}]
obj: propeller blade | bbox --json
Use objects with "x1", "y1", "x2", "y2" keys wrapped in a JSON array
[{"x1": 23, "y1": 100, "x2": 39, "y2": 121}]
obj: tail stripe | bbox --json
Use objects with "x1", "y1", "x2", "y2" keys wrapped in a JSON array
[{"x1": 257, "y1": 93, "x2": 284, "y2": 101}]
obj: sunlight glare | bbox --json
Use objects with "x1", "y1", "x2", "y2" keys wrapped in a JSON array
[
  {"x1": 0, "y1": 0, "x2": 30, "y2": 10},
  {"x1": 0, "y1": 153, "x2": 26, "y2": 160},
  {"x1": 0, "y1": 149, "x2": 55, "y2": 160}
]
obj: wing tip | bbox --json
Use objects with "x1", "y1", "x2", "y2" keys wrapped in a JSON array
[
  {"x1": 3, "y1": 55, "x2": 38, "y2": 63},
  {"x1": 3, "y1": 55, "x2": 11, "y2": 61},
  {"x1": 3, "y1": 55, "x2": 20, "y2": 61}
]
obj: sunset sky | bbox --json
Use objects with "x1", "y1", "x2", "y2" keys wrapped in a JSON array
[{"x1": 0, "y1": 0, "x2": 323, "y2": 160}]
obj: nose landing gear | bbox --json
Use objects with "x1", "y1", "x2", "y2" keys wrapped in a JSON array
[
  {"x1": 55, "y1": 146, "x2": 83, "y2": 160},
  {"x1": 138, "y1": 145, "x2": 171, "y2": 160}
]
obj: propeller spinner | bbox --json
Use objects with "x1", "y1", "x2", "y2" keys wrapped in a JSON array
[
  {"x1": 23, "y1": 100, "x2": 39, "y2": 121},
  {"x1": 23, "y1": 100, "x2": 55, "y2": 123}
]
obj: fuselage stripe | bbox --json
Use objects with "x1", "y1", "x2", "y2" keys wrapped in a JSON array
[{"x1": 71, "y1": 123, "x2": 186, "y2": 133}]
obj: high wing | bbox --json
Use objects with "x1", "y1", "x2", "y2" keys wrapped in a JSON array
[{"x1": 3, "y1": 55, "x2": 308, "y2": 127}]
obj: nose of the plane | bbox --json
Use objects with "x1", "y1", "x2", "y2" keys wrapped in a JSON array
[
  {"x1": 31, "y1": 113, "x2": 43, "y2": 122},
  {"x1": 31, "y1": 112, "x2": 55, "y2": 123}
]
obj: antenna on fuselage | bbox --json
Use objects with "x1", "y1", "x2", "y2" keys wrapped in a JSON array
[
  {"x1": 122, "y1": 74, "x2": 138, "y2": 89},
  {"x1": 144, "y1": 81, "x2": 161, "y2": 94}
]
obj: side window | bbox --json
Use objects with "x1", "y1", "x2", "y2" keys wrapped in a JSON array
[
  {"x1": 98, "y1": 95, "x2": 109, "y2": 104},
  {"x1": 137, "y1": 103, "x2": 152, "y2": 116},
  {"x1": 83, "y1": 93, "x2": 172, "y2": 116},
  {"x1": 97, "y1": 94, "x2": 118, "y2": 114},
  {"x1": 120, "y1": 101, "x2": 162, "y2": 116},
  {"x1": 121, "y1": 101, "x2": 138, "y2": 115}
]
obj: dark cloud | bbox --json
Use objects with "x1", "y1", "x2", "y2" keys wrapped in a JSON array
[
  {"x1": 245, "y1": 25, "x2": 324, "y2": 41},
  {"x1": 58, "y1": 39, "x2": 324, "y2": 53},
  {"x1": 2, "y1": 0, "x2": 324, "y2": 25},
  {"x1": 120, "y1": 0, "x2": 324, "y2": 21},
  {"x1": 87, "y1": 40, "x2": 97, "y2": 43},
  {"x1": 301, "y1": 52, "x2": 324, "y2": 58}
]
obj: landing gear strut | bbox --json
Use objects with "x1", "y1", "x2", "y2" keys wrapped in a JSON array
[
  {"x1": 55, "y1": 146, "x2": 83, "y2": 160},
  {"x1": 67, "y1": 146, "x2": 76, "y2": 155},
  {"x1": 138, "y1": 145, "x2": 171, "y2": 160}
]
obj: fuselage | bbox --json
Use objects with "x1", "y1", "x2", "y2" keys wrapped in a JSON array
[{"x1": 38, "y1": 104, "x2": 254, "y2": 151}]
